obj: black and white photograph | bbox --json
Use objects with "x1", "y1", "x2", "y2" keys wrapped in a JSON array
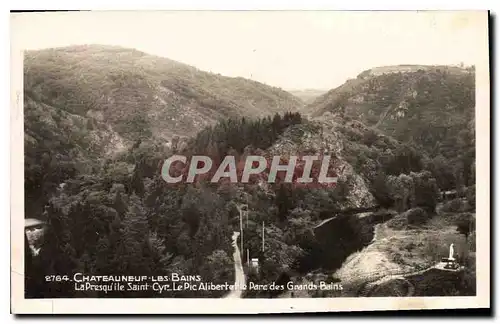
[{"x1": 11, "y1": 10, "x2": 490, "y2": 313}]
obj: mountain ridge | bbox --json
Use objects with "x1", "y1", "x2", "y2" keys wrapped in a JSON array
[
  {"x1": 24, "y1": 44, "x2": 304, "y2": 143},
  {"x1": 24, "y1": 56, "x2": 477, "y2": 299}
]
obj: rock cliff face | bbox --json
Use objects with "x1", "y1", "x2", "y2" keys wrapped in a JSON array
[{"x1": 268, "y1": 118, "x2": 376, "y2": 210}]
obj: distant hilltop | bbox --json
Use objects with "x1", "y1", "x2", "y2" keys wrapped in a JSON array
[
  {"x1": 357, "y1": 64, "x2": 472, "y2": 79},
  {"x1": 288, "y1": 89, "x2": 328, "y2": 104}
]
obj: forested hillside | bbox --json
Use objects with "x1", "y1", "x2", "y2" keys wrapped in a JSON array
[
  {"x1": 24, "y1": 55, "x2": 476, "y2": 298},
  {"x1": 24, "y1": 45, "x2": 304, "y2": 141},
  {"x1": 288, "y1": 89, "x2": 327, "y2": 104},
  {"x1": 307, "y1": 65, "x2": 475, "y2": 191},
  {"x1": 25, "y1": 113, "x2": 317, "y2": 298},
  {"x1": 24, "y1": 45, "x2": 304, "y2": 221}
]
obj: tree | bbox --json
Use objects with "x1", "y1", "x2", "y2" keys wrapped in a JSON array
[
  {"x1": 405, "y1": 207, "x2": 429, "y2": 226},
  {"x1": 130, "y1": 166, "x2": 145, "y2": 197},
  {"x1": 387, "y1": 174, "x2": 414, "y2": 212},
  {"x1": 455, "y1": 213, "x2": 475, "y2": 242},
  {"x1": 275, "y1": 184, "x2": 294, "y2": 222},
  {"x1": 363, "y1": 129, "x2": 379, "y2": 146},
  {"x1": 205, "y1": 249, "x2": 232, "y2": 283},
  {"x1": 117, "y1": 194, "x2": 154, "y2": 281},
  {"x1": 37, "y1": 202, "x2": 77, "y2": 297},
  {"x1": 410, "y1": 171, "x2": 440, "y2": 214},
  {"x1": 284, "y1": 208, "x2": 315, "y2": 247},
  {"x1": 371, "y1": 172, "x2": 394, "y2": 208}
]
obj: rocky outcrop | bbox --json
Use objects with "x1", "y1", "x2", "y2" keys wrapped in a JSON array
[{"x1": 268, "y1": 120, "x2": 376, "y2": 210}]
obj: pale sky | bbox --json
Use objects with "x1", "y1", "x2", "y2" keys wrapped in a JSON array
[{"x1": 11, "y1": 11, "x2": 488, "y2": 90}]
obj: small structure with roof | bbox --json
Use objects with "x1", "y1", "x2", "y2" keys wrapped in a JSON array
[
  {"x1": 25, "y1": 218, "x2": 46, "y2": 256},
  {"x1": 25, "y1": 218, "x2": 45, "y2": 230}
]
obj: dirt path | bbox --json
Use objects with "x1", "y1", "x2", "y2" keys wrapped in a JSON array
[
  {"x1": 224, "y1": 231, "x2": 246, "y2": 299},
  {"x1": 359, "y1": 265, "x2": 436, "y2": 296}
]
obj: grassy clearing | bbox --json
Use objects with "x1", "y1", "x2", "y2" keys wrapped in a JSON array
[
  {"x1": 333, "y1": 208, "x2": 473, "y2": 297},
  {"x1": 377, "y1": 227, "x2": 467, "y2": 268},
  {"x1": 284, "y1": 206, "x2": 476, "y2": 297}
]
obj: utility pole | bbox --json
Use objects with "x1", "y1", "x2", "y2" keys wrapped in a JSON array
[
  {"x1": 240, "y1": 206, "x2": 243, "y2": 257},
  {"x1": 262, "y1": 221, "x2": 265, "y2": 252},
  {"x1": 245, "y1": 196, "x2": 249, "y2": 229}
]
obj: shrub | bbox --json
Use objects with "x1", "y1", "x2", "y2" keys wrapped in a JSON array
[
  {"x1": 406, "y1": 207, "x2": 429, "y2": 226},
  {"x1": 467, "y1": 231, "x2": 476, "y2": 252},
  {"x1": 362, "y1": 129, "x2": 379, "y2": 146},
  {"x1": 441, "y1": 198, "x2": 467, "y2": 213},
  {"x1": 386, "y1": 214, "x2": 408, "y2": 230},
  {"x1": 371, "y1": 173, "x2": 394, "y2": 208},
  {"x1": 390, "y1": 252, "x2": 404, "y2": 263},
  {"x1": 387, "y1": 207, "x2": 429, "y2": 229},
  {"x1": 466, "y1": 185, "x2": 475, "y2": 209},
  {"x1": 370, "y1": 209, "x2": 397, "y2": 223},
  {"x1": 404, "y1": 242, "x2": 416, "y2": 251},
  {"x1": 410, "y1": 171, "x2": 439, "y2": 213},
  {"x1": 454, "y1": 213, "x2": 475, "y2": 241}
]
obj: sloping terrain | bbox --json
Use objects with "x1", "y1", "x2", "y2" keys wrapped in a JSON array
[
  {"x1": 307, "y1": 65, "x2": 475, "y2": 174},
  {"x1": 24, "y1": 56, "x2": 477, "y2": 299},
  {"x1": 24, "y1": 45, "x2": 304, "y2": 142},
  {"x1": 288, "y1": 89, "x2": 327, "y2": 104},
  {"x1": 24, "y1": 45, "x2": 304, "y2": 219},
  {"x1": 332, "y1": 206, "x2": 475, "y2": 297}
]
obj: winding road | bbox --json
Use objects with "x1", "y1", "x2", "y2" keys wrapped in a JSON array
[{"x1": 224, "y1": 231, "x2": 246, "y2": 298}]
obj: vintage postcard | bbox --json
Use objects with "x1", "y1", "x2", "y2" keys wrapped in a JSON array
[{"x1": 11, "y1": 10, "x2": 490, "y2": 314}]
